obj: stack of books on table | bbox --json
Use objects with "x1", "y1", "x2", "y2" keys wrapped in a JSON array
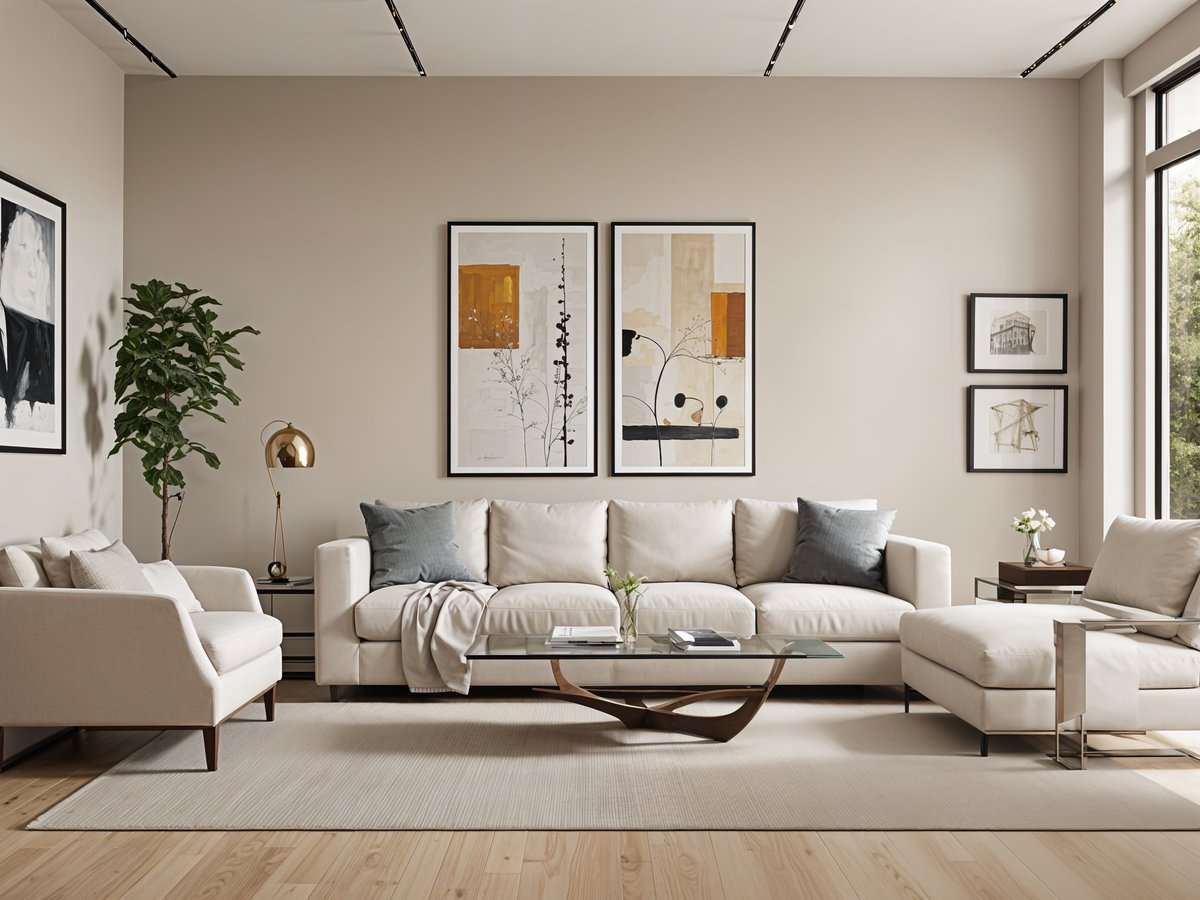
[
  {"x1": 545, "y1": 625, "x2": 621, "y2": 648},
  {"x1": 668, "y1": 628, "x2": 740, "y2": 652}
]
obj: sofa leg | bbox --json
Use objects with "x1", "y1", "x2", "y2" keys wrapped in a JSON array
[
  {"x1": 903, "y1": 684, "x2": 911, "y2": 714},
  {"x1": 329, "y1": 685, "x2": 340, "y2": 703},
  {"x1": 202, "y1": 726, "x2": 219, "y2": 771},
  {"x1": 263, "y1": 684, "x2": 277, "y2": 722},
  {"x1": 980, "y1": 732, "x2": 989, "y2": 758}
]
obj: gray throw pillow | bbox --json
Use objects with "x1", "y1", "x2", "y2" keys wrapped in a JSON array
[
  {"x1": 360, "y1": 502, "x2": 473, "y2": 590},
  {"x1": 783, "y1": 497, "x2": 898, "y2": 593}
]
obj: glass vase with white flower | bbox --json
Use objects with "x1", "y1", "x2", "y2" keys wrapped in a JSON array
[
  {"x1": 604, "y1": 565, "x2": 647, "y2": 642},
  {"x1": 1011, "y1": 508, "x2": 1056, "y2": 566}
]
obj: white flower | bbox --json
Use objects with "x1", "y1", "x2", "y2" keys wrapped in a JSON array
[
  {"x1": 1024, "y1": 508, "x2": 1036, "y2": 519},
  {"x1": 1038, "y1": 509, "x2": 1049, "y2": 518},
  {"x1": 1044, "y1": 516, "x2": 1056, "y2": 529}
]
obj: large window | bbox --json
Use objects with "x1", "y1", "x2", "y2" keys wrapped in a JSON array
[{"x1": 1157, "y1": 63, "x2": 1200, "y2": 518}]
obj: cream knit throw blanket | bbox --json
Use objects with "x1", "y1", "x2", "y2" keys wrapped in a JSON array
[{"x1": 400, "y1": 581, "x2": 497, "y2": 693}]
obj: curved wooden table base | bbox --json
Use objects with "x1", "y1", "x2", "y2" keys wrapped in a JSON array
[{"x1": 533, "y1": 657, "x2": 787, "y2": 742}]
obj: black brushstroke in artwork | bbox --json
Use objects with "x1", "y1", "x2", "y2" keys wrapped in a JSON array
[{"x1": 623, "y1": 425, "x2": 740, "y2": 441}]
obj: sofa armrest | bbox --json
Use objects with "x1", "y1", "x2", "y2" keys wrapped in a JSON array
[
  {"x1": 0, "y1": 587, "x2": 220, "y2": 726},
  {"x1": 886, "y1": 534, "x2": 951, "y2": 610},
  {"x1": 177, "y1": 566, "x2": 262, "y2": 613},
  {"x1": 315, "y1": 538, "x2": 370, "y2": 685}
]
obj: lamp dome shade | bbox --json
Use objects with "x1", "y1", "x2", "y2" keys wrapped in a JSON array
[{"x1": 264, "y1": 424, "x2": 316, "y2": 469}]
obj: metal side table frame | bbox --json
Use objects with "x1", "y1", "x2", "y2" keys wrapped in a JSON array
[{"x1": 1054, "y1": 617, "x2": 1200, "y2": 770}]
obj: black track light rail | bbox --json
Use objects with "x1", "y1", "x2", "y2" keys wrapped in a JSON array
[
  {"x1": 83, "y1": 0, "x2": 176, "y2": 78},
  {"x1": 1021, "y1": 0, "x2": 1118, "y2": 79},
  {"x1": 764, "y1": 0, "x2": 809, "y2": 77},
  {"x1": 383, "y1": 0, "x2": 426, "y2": 76}
]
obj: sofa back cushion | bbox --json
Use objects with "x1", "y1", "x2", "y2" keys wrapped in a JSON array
[
  {"x1": 375, "y1": 499, "x2": 489, "y2": 583},
  {"x1": 69, "y1": 540, "x2": 153, "y2": 592},
  {"x1": 1083, "y1": 515, "x2": 1200, "y2": 618},
  {"x1": 734, "y1": 498, "x2": 878, "y2": 587},
  {"x1": 0, "y1": 543, "x2": 50, "y2": 588},
  {"x1": 488, "y1": 500, "x2": 607, "y2": 587},
  {"x1": 608, "y1": 500, "x2": 735, "y2": 586}
]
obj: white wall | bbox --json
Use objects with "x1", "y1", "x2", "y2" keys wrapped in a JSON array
[
  {"x1": 123, "y1": 76, "x2": 1080, "y2": 602},
  {"x1": 0, "y1": 0, "x2": 124, "y2": 760}
]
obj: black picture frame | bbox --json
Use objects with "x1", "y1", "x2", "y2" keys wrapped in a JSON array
[
  {"x1": 611, "y1": 222, "x2": 756, "y2": 476},
  {"x1": 968, "y1": 293, "x2": 1067, "y2": 374},
  {"x1": 967, "y1": 384, "x2": 1068, "y2": 474},
  {"x1": 0, "y1": 169, "x2": 66, "y2": 455},
  {"x1": 446, "y1": 221, "x2": 598, "y2": 477}
]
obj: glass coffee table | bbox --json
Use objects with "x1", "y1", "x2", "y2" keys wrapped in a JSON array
[{"x1": 465, "y1": 634, "x2": 842, "y2": 742}]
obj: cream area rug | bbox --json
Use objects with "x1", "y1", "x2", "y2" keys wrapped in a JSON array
[{"x1": 30, "y1": 698, "x2": 1200, "y2": 831}]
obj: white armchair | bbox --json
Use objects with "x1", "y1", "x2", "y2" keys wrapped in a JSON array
[{"x1": 0, "y1": 564, "x2": 282, "y2": 771}]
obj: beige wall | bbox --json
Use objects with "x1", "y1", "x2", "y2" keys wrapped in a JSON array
[
  {"x1": 0, "y1": 0, "x2": 124, "y2": 760},
  {"x1": 123, "y1": 76, "x2": 1079, "y2": 602}
]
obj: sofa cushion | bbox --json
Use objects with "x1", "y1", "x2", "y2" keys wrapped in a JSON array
[
  {"x1": 355, "y1": 584, "x2": 421, "y2": 641},
  {"x1": 634, "y1": 583, "x2": 756, "y2": 635},
  {"x1": 40, "y1": 529, "x2": 110, "y2": 588},
  {"x1": 360, "y1": 502, "x2": 472, "y2": 589},
  {"x1": 488, "y1": 500, "x2": 607, "y2": 587},
  {"x1": 734, "y1": 498, "x2": 878, "y2": 587},
  {"x1": 69, "y1": 541, "x2": 153, "y2": 593},
  {"x1": 483, "y1": 583, "x2": 618, "y2": 635},
  {"x1": 784, "y1": 498, "x2": 896, "y2": 593},
  {"x1": 0, "y1": 543, "x2": 50, "y2": 588},
  {"x1": 741, "y1": 582, "x2": 913, "y2": 641},
  {"x1": 1127, "y1": 632, "x2": 1200, "y2": 689},
  {"x1": 376, "y1": 499, "x2": 489, "y2": 583},
  {"x1": 899, "y1": 605, "x2": 1105, "y2": 689},
  {"x1": 608, "y1": 500, "x2": 735, "y2": 586},
  {"x1": 190, "y1": 611, "x2": 283, "y2": 675},
  {"x1": 1083, "y1": 515, "x2": 1200, "y2": 618}
]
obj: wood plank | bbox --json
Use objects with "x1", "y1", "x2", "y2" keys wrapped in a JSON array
[
  {"x1": 619, "y1": 831, "x2": 656, "y2": 900},
  {"x1": 165, "y1": 831, "x2": 290, "y2": 899},
  {"x1": 421, "y1": 831, "x2": 491, "y2": 900},
  {"x1": 648, "y1": 832, "x2": 724, "y2": 900},
  {"x1": 819, "y1": 831, "x2": 933, "y2": 900},
  {"x1": 388, "y1": 832, "x2": 454, "y2": 900},
  {"x1": 709, "y1": 832, "x2": 856, "y2": 900},
  {"x1": 308, "y1": 832, "x2": 419, "y2": 900},
  {"x1": 997, "y1": 832, "x2": 1200, "y2": 900},
  {"x1": 484, "y1": 831, "x2": 527, "y2": 874},
  {"x1": 886, "y1": 831, "x2": 1056, "y2": 900}
]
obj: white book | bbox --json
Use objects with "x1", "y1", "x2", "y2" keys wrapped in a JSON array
[{"x1": 546, "y1": 625, "x2": 621, "y2": 646}]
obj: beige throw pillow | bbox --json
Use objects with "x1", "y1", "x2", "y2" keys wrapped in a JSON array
[
  {"x1": 70, "y1": 540, "x2": 153, "y2": 592},
  {"x1": 142, "y1": 560, "x2": 204, "y2": 612},
  {"x1": 1083, "y1": 516, "x2": 1200, "y2": 618},
  {"x1": 40, "y1": 529, "x2": 111, "y2": 588},
  {"x1": 0, "y1": 543, "x2": 51, "y2": 588}
]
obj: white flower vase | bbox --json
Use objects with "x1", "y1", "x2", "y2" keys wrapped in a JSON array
[{"x1": 619, "y1": 593, "x2": 639, "y2": 642}]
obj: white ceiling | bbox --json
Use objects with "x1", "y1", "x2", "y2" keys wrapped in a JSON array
[{"x1": 42, "y1": 0, "x2": 1199, "y2": 78}]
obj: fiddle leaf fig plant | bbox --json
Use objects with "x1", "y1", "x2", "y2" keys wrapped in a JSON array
[{"x1": 109, "y1": 279, "x2": 259, "y2": 560}]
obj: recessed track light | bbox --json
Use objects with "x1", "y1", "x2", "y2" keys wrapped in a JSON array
[
  {"x1": 764, "y1": 0, "x2": 810, "y2": 77},
  {"x1": 1021, "y1": 0, "x2": 1118, "y2": 79},
  {"x1": 383, "y1": 0, "x2": 427, "y2": 77},
  {"x1": 83, "y1": 0, "x2": 176, "y2": 78}
]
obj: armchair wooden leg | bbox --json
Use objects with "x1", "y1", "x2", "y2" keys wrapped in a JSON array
[
  {"x1": 263, "y1": 684, "x2": 277, "y2": 722},
  {"x1": 329, "y1": 685, "x2": 340, "y2": 703},
  {"x1": 202, "y1": 726, "x2": 219, "y2": 771}
]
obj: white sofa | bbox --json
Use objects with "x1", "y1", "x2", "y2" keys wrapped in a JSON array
[
  {"x1": 0, "y1": 542, "x2": 282, "y2": 771},
  {"x1": 316, "y1": 499, "x2": 951, "y2": 693}
]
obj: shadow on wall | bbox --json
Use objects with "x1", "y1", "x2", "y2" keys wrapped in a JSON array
[{"x1": 78, "y1": 292, "x2": 117, "y2": 532}]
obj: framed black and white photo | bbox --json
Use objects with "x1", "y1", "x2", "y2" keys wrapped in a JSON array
[
  {"x1": 968, "y1": 385, "x2": 1067, "y2": 473},
  {"x1": 612, "y1": 222, "x2": 755, "y2": 475},
  {"x1": 448, "y1": 222, "x2": 597, "y2": 476},
  {"x1": 968, "y1": 293, "x2": 1066, "y2": 374},
  {"x1": 0, "y1": 170, "x2": 65, "y2": 454}
]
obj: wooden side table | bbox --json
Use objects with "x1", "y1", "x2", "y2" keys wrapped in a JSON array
[
  {"x1": 255, "y1": 578, "x2": 315, "y2": 679},
  {"x1": 974, "y1": 563, "x2": 1092, "y2": 605}
]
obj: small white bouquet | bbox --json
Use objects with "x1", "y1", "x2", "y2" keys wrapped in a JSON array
[{"x1": 1011, "y1": 508, "x2": 1055, "y2": 565}]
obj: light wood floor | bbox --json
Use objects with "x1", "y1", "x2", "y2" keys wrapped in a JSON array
[{"x1": 2, "y1": 682, "x2": 1200, "y2": 899}]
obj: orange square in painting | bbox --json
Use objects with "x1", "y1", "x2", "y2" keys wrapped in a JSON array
[
  {"x1": 711, "y1": 292, "x2": 746, "y2": 358},
  {"x1": 459, "y1": 264, "x2": 520, "y2": 349}
]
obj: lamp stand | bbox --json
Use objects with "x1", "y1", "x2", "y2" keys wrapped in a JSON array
[{"x1": 267, "y1": 468, "x2": 288, "y2": 581}]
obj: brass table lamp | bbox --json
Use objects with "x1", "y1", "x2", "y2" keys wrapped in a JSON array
[{"x1": 260, "y1": 420, "x2": 316, "y2": 582}]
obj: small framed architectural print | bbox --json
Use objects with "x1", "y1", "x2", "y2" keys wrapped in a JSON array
[
  {"x1": 612, "y1": 222, "x2": 755, "y2": 475},
  {"x1": 968, "y1": 385, "x2": 1067, "y2": 473},
  {"x1": 968, "y1": 293, "x2": 1066, "y2": 374},
  {"x1": 0, "y1": 169, "x2": 65, "y2": 454},
  {"x1": 448, "y1": 222, "x2": 597, "y2": 476}
]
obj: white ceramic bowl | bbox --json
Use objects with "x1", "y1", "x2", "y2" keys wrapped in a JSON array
[{"x1": 1036, "y1": 548, "x2": 1066, "y2": 566}]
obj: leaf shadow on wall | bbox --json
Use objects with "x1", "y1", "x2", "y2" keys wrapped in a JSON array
[{"x1": 78, "y1": 293, "x2": 116, "y2": 531}]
